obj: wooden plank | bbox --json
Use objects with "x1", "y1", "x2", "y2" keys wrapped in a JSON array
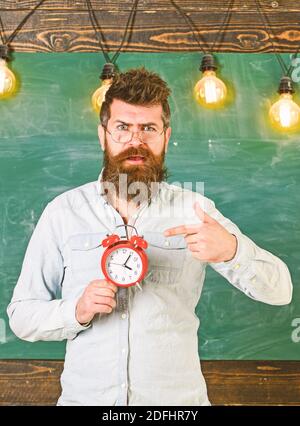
[
  {"x1": 0, "y1": 1, "x2": 299, "y2": 52},
  {"x1": 0, "y1": 360, "x2": 299, "y2": 406},
  {"x1": 1, "y1": 1, "x2": 300, "y2": 12}
]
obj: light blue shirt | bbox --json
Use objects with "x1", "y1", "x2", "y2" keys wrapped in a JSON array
[{"x1": 7, "y1": 173, "x2": 293, "y2": 406}]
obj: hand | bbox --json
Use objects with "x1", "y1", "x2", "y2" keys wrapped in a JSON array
[
  {"x1": 75, "y1": 279, "x2": 118, "y2": 325},
  {"x1": 164, "y1": 202, "x2": 237, "y2": 263}
]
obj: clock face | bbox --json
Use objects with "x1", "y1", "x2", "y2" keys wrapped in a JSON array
[{"x1": 105, "y1": 246, "x2": 144, "y2": 286}]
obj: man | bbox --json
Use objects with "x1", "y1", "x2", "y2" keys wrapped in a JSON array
[{"x1": 7, "y1": 68, "x2": 293, "y2": 406}]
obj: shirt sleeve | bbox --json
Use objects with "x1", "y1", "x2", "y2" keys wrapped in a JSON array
[
  {"x1": 204, "y1": 198, "x2": 293, "y2": 306},
  {"x1": 7, "y1": 204, "x2": 90, "y2": 342}
]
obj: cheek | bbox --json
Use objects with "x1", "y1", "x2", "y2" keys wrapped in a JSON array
[
  {"x1": 149, "y1": 142, "x2": 165, "y2": 157},
  {"x1": 106, "y1": 143, "x2": 124, "y2": 157}
]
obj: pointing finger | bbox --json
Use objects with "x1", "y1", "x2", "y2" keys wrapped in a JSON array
[{"x1": 164, "y1": 223, "x2": 202, "y2": 237}]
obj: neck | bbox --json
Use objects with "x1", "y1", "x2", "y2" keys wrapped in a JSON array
[{"x1": 108, "y1": 194, "x2": 140, "y2": 224}]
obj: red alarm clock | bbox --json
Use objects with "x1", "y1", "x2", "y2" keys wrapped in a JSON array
[{"x1": 101, "y1": 227, "x2": 148, "y2": 288}]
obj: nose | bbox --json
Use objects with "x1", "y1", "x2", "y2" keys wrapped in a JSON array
[{"x1": 128, "y1": 131, "x2": 144, "y2": 147}]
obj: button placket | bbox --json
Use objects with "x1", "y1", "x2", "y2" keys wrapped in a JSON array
[{"x1": 116, "y1": 288, "x2": 129, "y2": 406}]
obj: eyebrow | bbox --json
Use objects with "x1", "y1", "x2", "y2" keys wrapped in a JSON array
[{"x1": 113, "y1": 120, "x2": 159, "y2": 128}]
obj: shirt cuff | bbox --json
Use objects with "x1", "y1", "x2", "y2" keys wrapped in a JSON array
[
  {"x1": 212, "y1": 233, "x2": 256, "y2": 273},
  {"x1": 61, "y1": 298, "x2": 92, "y2": 334}
]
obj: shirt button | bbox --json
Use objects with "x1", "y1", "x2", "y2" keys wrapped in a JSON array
[
  {"x1": 251, "y1": 277, "x2": 257, "y2": 283},
  {"x1": 233, "y1": 263, "x2": 240, "y2": 270},
  {"x1": 164, "y1": 240, "x2": 170, "y2": 247},
  {"x1": 84, "y1": 242, "x2": 89, "y2": 248},
  {"x1": 122, "y1": 348, "x2": 126, "y2": 354},
  {"x1": 121, "y1": 313, "x2": 127, "y2": 319},
  {"x1": 121, "y1": 383, "x2": 126, "y2": 389}
]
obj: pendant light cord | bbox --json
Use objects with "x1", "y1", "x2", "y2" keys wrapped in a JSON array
[
  {"x1": 254, "y1": 0, "x2": 296, "y2": 76},
  {"x1": 86, "y1": 0, "x2": 139, "y2": 65},
  {"x1": 0, "y1": 0, "x2": 48, "y2": 47},
  {"x1": 169, "y1": 0, "x2": 234, "y2": 54}
]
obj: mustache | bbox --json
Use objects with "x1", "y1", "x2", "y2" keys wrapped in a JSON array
[{"x1": 112, "y1": 146, "x2": 153, "y2": 162}]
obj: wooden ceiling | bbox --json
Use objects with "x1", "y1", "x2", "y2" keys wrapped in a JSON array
[{"x1": 0, "y1": 1, "x2": 299, "y2": 53}]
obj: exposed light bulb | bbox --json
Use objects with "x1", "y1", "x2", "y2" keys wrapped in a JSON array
[
  {"x1": 269, "y1": 94, "x2": 300, "y2": 129},
  {"x1": 92, "y1": 78, "x2": 113, "y2": 114},
  {"x1": 269, "y1": 76, "x2": 300, "y2": 131},
  {"x1": 91, "y1": 63, "x2": 116, "y2": 114},
  {"x1": 0, "y1": 57, "x2": 16, "y2": 99},
  {"x1": 194, "y1": 54, "x2": 227, "y2": 108}
]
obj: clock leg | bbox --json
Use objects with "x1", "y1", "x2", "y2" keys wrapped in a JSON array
[{"x1": 136, "y1": 282, "x2": 142, "y2": 291}]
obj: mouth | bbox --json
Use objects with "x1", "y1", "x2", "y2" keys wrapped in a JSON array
[{"x1": 125, "y1": 155, "x2": 146, "y2": 164}]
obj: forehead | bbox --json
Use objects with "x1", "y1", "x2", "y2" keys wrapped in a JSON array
[{"x1": 109, "y1": 99, "x2": 163, "y2": 124}]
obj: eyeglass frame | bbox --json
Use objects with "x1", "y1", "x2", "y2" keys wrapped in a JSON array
[{"x1": 102, "y1": 124, "x2": 167, "y2": 145}]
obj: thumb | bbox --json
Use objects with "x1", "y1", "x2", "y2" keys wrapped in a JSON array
[{"x1": 194, "y1": 202, "x2": 215, "y2": 224}]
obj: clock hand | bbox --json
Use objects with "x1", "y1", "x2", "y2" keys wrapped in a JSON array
[
  {"x1": 123, "y1": 253, "x2": 132, "y2": 267},
  {"x1": 109, "y1": 262, "x2": 132, "y2": 270},
  {"x1": 124, "y1": 265, "x2": 132, "y2": 271},
  {"x1": 109, "y1": 262, "x2": 124, "y2": 267}
]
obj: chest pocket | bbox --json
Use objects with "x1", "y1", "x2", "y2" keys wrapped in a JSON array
[
  {"x1": 143, "y1": 231, "x2": 187, "y2": 286},
  {"x1": 68, "y1": 232, "x2": 107, "y2": 287}
]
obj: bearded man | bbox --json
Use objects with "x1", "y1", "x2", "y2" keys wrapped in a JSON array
[{"x1": 7, "y1": 68, "x2": 293, "y2": 406}]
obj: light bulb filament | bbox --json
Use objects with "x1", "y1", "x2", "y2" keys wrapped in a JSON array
[
  {"x1": 194, "y1": 70, "x2": 227, "y2": 108},
  {"x1": 0, "y1": 58, "x2": 16, "y2": 99},
  {"x1": 269, "y1": 92, "x2": 300, "y2": 131},
  {"x1": 0, "y1": 68, "x2": 5, "y2": 94}
]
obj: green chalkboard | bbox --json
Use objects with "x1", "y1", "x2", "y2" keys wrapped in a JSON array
[{"x1": 0, "y1": 52, "x2": 299, "y2": 360}]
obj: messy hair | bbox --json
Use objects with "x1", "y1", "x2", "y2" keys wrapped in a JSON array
[{"x1": 100, "y1": 67, "x2": 171, "y2": 128}]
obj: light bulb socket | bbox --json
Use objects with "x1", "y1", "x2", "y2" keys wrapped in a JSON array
[
  {"x1": 278, "y1": 76, "x2": 295, "y2": 94},
  {"x1": 0, "y1": 44, "x2": 10, "y2": 60},
  {"x1": 200, "y1": 54, "x2": 217, "y2": 72},
  {"x1": 100, "y1": 63, "x2": 116, "y2": 80}
]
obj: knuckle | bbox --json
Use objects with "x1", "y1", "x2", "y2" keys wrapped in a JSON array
[
  {"x1": 104, "y1": 305, "x2": 112, "y2": 313},
  {"x1": 102, "y1": 296, "x2": 114, "y2": 306},
  {"x1": 104, "y1": 289, "x2": 114, "y2": 297},
  {"x1": 90, "y1": 280, "x2": 100, "y2": 286}
]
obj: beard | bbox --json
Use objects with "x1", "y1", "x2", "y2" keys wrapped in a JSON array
[{"x1": 102, "y1": 139, "x2": 168, "y2": 203}]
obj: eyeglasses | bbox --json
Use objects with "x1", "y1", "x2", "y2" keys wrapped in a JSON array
[{"x1": 103, "y1": 125, "x2": 166, "y2": 145}]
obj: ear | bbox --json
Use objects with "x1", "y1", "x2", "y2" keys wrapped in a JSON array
[
  {"x1": 98, "y1": 124, "x2": 105, "y2": 151},
  {"x1": 164, "y1": 127, "x2": 172, "y2": 153}
]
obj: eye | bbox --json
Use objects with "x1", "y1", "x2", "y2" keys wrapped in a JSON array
[
  {"x1": 116, "y1": 124, "x2": 129, "y2": 131},
  {"x1": 142, "y1": 125, "x2": 156, "y2": 132}
]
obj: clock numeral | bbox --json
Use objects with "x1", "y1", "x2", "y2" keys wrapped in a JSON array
[
  {"x1": 133, "y1": 257, "x2": 138, "y2": 262},
  {"x1": 122, "y1": 249, "x2": 127, "y2": 254},
  {"x1": 134, "y1": 271, "x2": 137, "y2": 275},
  {"x1": 122, "y1": 277, "x2": 125, "y2": 282}
]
